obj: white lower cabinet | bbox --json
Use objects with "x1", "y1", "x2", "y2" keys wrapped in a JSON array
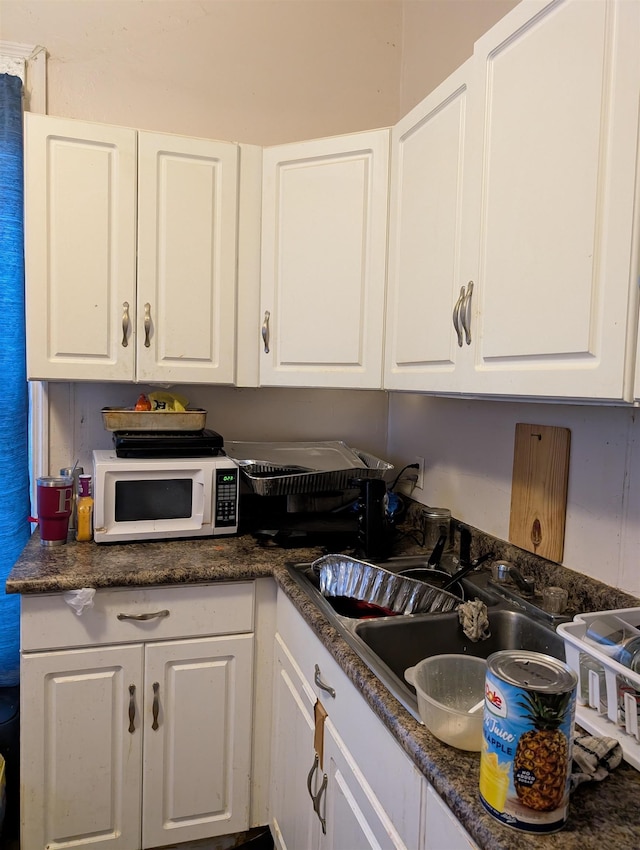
[
  {"x1": 320, "y1": 717, "x2": 413, "y2": 850},
  {"x1": 20, "y1": 583, "x2": 255, "y2": 850},
  {"x1": 423, "y1": 784, "x2": 478, "y2": 850},
  {"x1": 270, "y1": 634, "x2": 321, "y2": 850},
  {"x1": 271, "y1": 591, "x2": 479, "y2": 850}
]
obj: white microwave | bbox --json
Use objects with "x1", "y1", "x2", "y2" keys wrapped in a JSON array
[{"x1": 92, "y1": 450, "x2": 239, "y2": 543}]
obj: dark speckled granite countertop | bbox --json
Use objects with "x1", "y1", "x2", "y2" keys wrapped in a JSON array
[{"x1": 8, "y1": 529, "x2": 640, "y2": 850}]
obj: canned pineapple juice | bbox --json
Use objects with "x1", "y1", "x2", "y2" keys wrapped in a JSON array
[{"x1": 479, "y1": 650, "x2": 577, "y2": 834}]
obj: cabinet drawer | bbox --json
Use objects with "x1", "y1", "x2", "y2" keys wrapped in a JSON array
[{"x1": 22, "y1": 582, "x2": 255, "y2": 651}]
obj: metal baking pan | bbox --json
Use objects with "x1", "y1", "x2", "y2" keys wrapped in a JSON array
[
  {"x1": 101, "y1": 408, "x2": 207, "y2": 432},
  {"x1": 312, "y1": 555, "x2": 462, "y2": 615},
  {"x1": 225, "y1": 441, "x2": 393, "y2": 496}
]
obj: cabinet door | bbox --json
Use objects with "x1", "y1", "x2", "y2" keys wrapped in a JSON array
[
  {"x1": 136, "y1": 132, "x2": 239, "y2": 384},
  {"x1": 21, "y1": 644, "x2": 144, "y2": 850},
  {"x1": 260, "y1": 130, "x2": 390, "y2": 388},
  {"x1": 385, "y1": 61, "x2": 474, "y2": 393},
  {"x1": 270, "y1": 634, "x2": 322, "y2": 850},
  {"x1": 24, "y1": 113, "x2": 137, "y2": 381},
  {"x1": 142, "y1": 633, "x2": 253, "y2": 848},
  {"x1": 320, "y1": 718, "x2": 414, "y2": 850},
  {"x1": 462, "y1": 0, "x2": 640, "y2": 401},
  {"x1": 423, "y1": 785, "x2": 478, "y2": 850}
]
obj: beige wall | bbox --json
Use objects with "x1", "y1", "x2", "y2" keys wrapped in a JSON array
[
  {"x1": 1, "y1": 0, "x2": 514, "y2": 143},
  {"x1": 399, "y1": 0, "x2": 518, "y2": 114},
  {"x1": 2, "y1": 0, "x2": 402, "y2": 144},
  {"x1": 46, "y1": 383, "x2": 390, "y2": 486}
]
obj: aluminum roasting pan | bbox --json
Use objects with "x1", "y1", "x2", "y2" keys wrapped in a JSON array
[
  {"x1": 226, "y1": 441, "x2": 393, "y2": 497},
  {"x1": 312, "y1": 554, "x2": 462, "y2": 616}
]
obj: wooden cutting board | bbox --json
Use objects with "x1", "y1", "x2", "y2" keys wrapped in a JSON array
[{"x1": 508, "y1": 423, "x2": 571, "y2": 563}]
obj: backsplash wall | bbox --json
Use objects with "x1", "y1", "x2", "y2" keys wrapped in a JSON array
[
  {"x1": 386, "y1": 393, "x2": 640, "y2": 597},
  {"x1": 45, "y1": 382, "x2": 640, "y2": 598},
  {"x1": 45, "y1": 381, "x2": 390, "y2": 483}
]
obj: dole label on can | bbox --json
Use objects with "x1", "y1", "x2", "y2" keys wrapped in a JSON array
[{"x1": 479, "y1": 650, "x2": 577, "y2": 834}]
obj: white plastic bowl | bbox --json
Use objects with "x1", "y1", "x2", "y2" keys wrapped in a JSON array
[{"x1": 405, "y1": 654, "x2": 487, "y2": 751}]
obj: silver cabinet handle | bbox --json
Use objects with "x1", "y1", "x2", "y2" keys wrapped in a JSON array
[
  {"x1": 313, "y1": 773, "x2": 328, "y2": 834},
  {"x1": 121, "y1": 302, "x2": 130, "y2": 348},
  {"x1": 117, "y1": 609, "x2": 170, "y2": 621},
  {"x1": 152, "y1": 681, "x2": 160, "y2": 731},
  {"x1": 452, "y1": 286, "x2": 465, "y2": 348},
  {"x1": 261, "y1": 310, "x2": 270, "y2": 354},
  {"x1": 306, "y1": 753, "x2": 319, "y2": 801},
  {"x1": 462, "y1": 281, "x2": 474, "y2": 346},
  {"x1": 128, "y1": 684, "x2": 136, "y2": 733},
  {"x1": 306, "y1": 753, "x2": 327, "y2": 833},
  {"x1": 144, "y1": 302, "x2": 152, "y2": 348},
  {"x1": 314, "y1": 664, "x2": 336, "y2": 698}
]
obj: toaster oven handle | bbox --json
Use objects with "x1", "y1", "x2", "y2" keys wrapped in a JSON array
[{"x1": 117, "y1": 609, "x2": 170, "y2": 621}]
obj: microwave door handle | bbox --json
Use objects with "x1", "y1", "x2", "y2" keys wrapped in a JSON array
[{"x1": 193, "y1": 477, "x2": 208, "y2": 521}]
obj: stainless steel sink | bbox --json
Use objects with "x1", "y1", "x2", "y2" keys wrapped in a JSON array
[
  {"x1": 354, "y1": 608, "x2": 565, "y2": 673},
  {"x1": 285, "y1": 558, "x2": 566, "y2": 721},
  {"x1": 352, "y1": 608, "x2": 565, "y2": 716}
]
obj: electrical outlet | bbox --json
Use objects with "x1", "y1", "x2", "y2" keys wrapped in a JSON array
[{"x1": 415, "y1": 456, "x2": 425, "y2": 490}]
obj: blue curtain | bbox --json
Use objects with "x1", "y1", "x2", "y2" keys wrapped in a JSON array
[{"x1": 0, "y1": 73, "x2": 31, "y2": 686}]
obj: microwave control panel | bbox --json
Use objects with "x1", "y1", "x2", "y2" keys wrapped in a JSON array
[{"x1": 215, "y1": 467, "x2": 239, "y2": 528}]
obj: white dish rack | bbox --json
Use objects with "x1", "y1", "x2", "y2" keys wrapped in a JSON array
[{"x1": 558, "y1": 607, "x2": 640, "y2": 770}]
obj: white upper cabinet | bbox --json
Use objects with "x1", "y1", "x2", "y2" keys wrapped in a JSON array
[
  {"x1": 136, "y1": 132, "x2": 238, "y2": 384},
  {"x1": 26, "y1": 0, "x2": 640, "y2": 401},
  {"x1": 386, "y1": 0, "x2": 640, "y2": 402},
  {"x1": 384, "y1": 60, "x2": 474, "y2": 392},
  {"x1": 260, "y1": 130, "x2": 390, "y2": 388},
  {"x1": 25, "y1": 114, "x2": 240, "y2": 384},
  {"x1": 463, "y1": 0, "x2": 640, "y2": 401},
  {"x1": 25, "y1": 114, "x2": 138, "y2": 382}
]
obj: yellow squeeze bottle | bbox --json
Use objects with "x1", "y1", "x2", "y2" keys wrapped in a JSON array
[{"x1": 76, "y1": 474, "x2": 94, "y2": 542}]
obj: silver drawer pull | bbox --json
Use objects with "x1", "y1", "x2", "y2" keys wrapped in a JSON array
[
  {"x1": 117, "y1": 609, "x2": 170, "y2": 621},
  {"x1": 314, "y1": 664, "x2": 336, "y2": 698}
]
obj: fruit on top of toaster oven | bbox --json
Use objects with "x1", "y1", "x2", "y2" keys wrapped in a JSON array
[{"x1": 135, "y1": 394, "x2": 152, "y2": 411}]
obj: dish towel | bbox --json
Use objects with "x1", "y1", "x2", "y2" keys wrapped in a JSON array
[
  {"x1": 457, "y1": 599, "x2": 491, "y2": 642},
  {"x1": 570, "y1": 734, "x2": 622, "y2": 791}
]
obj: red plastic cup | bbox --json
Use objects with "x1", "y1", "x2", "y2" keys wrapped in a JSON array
[{"x1": 37, "y1": 476, "x2": 73, "y2": 546}]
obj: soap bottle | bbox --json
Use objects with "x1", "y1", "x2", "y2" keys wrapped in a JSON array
[{"x1": 76, "y1": 474, "x2": 94, "y2": 542}]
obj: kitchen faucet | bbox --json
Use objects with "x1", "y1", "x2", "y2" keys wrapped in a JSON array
[
  {"x1": 492, "y1": 560, "x2": 535, "y2": 596},
  {"x1": 456, "y1": 525, "x2": 494, "y2": 571},
  {"x1": 459, "y1": 524, "x2": 472, "y2": 566}
]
